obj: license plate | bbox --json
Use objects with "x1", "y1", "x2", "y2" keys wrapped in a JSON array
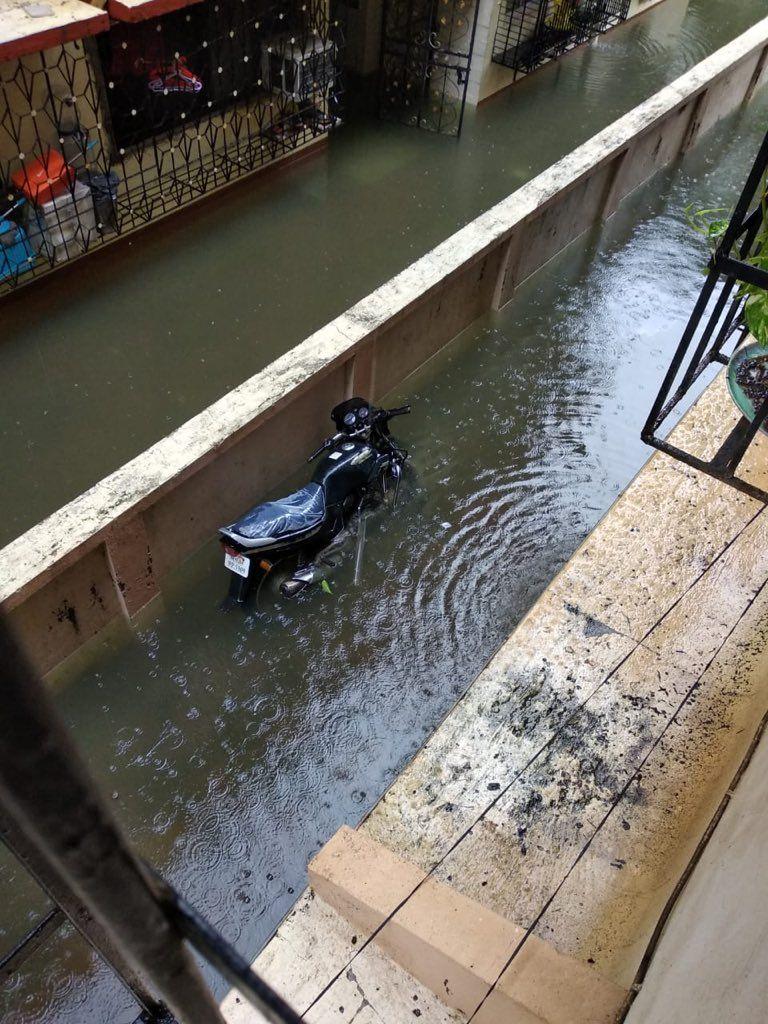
[{"x1": 224, "y1": 551, "x2": 250, "y2": 578}]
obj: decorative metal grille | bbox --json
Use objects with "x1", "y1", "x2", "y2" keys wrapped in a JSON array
[
  {"x1": 0, "y1": 0, "x2": 343, "y2": 296},
  {"x1": 492, "y1": 0, "x2": 630, "y2": 78},
  {"x1": 379, "y1": 0, "x2": 480, "y2": 136}
]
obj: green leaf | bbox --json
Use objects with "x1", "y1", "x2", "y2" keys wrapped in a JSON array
[
  {"x1": 320, "y1": 579, "x2": 333, "y2": 594},
  {"x1": 706, "y1": 218, "x2": 729, "y2": 239},
  {"x1": 744, "y1": 293, "x2": 768, "y2": 348},
  {"x1": 684, "y1": 204, "x2": 730, "y2": 240}
]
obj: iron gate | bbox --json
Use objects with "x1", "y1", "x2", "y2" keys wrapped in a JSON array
[{"x1": 379, "y1": 0, "x2": 480, "y2": 136}]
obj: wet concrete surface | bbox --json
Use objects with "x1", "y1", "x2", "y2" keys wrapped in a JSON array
[
  {"x1": 0, "y1": 0, "x2": 766, "y2": 546},
  {"x1": 2, "y1": 85, "x2": 767, "y2": 1023}
]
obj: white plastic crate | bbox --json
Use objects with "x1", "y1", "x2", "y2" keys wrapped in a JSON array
[{"x1": 36, "y1": 180, "x2": 96, "y2": 264}]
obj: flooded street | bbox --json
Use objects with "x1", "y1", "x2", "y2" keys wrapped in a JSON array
[
  {"x1": 2, "y1": 86, "x2": 767, "y2": 1022},
  {"x1": 0, "y1": 0, "x2": 765, "y2": 545}
]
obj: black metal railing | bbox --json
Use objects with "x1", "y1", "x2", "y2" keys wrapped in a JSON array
[
  {"x1": 0, "y1": 615, "x2": 303, "y2": 1024},
  {"x1": 0, "y1": 907, "x2": 64, "y2": 985},
  {"x1": 0, "y1": 0, "x2": 343, "y2": 297},
  {"x1": 642, "y1": 124, "x2": 768, "y2": 502},
  {"x1": 492, "y1": 0, "x2": 630, "y2": 78}
]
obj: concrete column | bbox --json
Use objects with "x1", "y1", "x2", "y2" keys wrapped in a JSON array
[
  {"x1": 465, "y1": 0, "x2": 502, "y2": 107},
  {"x1": 601, "y1": 148, "x2": 631, "y2": 221},
  {"x1": 343, "y1": 355, "x2": 355, "y2": 399},
  {"x1": 681, "y1": 89, "x2": 712, "y2": 154},
  {"x1": 345, "y1": 0, "x2": 384, "y2": 77},
  {"x1": 491, "y1": 227, "x2": 526, "y2": 310},
  {"x1": 104, "y1": 514, "x2": 159, "y2": 620},
  {"x1": 743, "y1": 43, "x2": 768, "y2": 105},
  {"x1": 345, "y1": 341, "x2": 377, "y2": 400}
]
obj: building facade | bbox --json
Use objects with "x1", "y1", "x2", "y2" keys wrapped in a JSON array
[{"x1": 0, "y1": 0, "x2": 670, "y2": 295}]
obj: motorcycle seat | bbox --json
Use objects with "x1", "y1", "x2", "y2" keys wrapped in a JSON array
[{"x1": 220, "y1": 483, "x2": 326, "y2": 550}]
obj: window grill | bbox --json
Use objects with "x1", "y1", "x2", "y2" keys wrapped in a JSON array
[
  {"x1": 492, "y1": 0, "x2": 630, "y2": 78},
  {"x1": 0, "y1": 0, "x2": 343, "y2": 297}
]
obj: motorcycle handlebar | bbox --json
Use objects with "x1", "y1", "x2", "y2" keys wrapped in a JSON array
[
  {"x1": 307, "y1": 405, "x2": 410, "y2": 461},
  {"x1": 383, "y1": 404, "x2": 411, "y2": 419},
  {"x1": 307, "y1": 432, "x2": 343, "y2": 462}
]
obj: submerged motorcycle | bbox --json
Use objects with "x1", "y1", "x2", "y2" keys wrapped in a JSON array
[{"x1": 219, "y1": 397, "x2": 411, "y2": 601}]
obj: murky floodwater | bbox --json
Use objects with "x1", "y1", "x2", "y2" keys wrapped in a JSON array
[
  {"x1": 0, "y1": 0, "x2": 765, "y2": 545},
  {"x1": 2, "y1": 82, "x2": 766, "y2": 1022}
]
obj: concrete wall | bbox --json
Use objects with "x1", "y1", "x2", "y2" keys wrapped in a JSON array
[
  {"x1": 345, "y1": 0, "x2": 384, "y2": 77},
  {"x1": 3, "y1": 16, "x2": 768, "y2": 676}
]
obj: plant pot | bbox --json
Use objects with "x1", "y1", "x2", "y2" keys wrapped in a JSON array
[{"x1": 727, "y1": 339, "x2": 768, "y2": 436}]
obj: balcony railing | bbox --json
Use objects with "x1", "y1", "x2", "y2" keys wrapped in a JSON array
[{"x1": 643, "y1": 126, "x2": 768, "y2": 502}]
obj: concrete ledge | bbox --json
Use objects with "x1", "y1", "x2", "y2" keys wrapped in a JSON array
[
  {"x1": 3, "y1": 17, "x2": 768, "y2": 675},
  {"x1": 309, "y1": 826, "x2": 628, "y2": 1023},
  {"x1": 107, "y1": 0, "x2": 203, "y2": 23},
  {"x1": 0, "y1": 0, "x2": 108, "y2": 63},
  {"x1": 309, "y1": 825, "x2": 426, "y2": 936}
]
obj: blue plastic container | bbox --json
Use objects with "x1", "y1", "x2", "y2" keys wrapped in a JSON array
[{"x1": 0, "y1": 218, "x2": 36, "y2": 283}]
